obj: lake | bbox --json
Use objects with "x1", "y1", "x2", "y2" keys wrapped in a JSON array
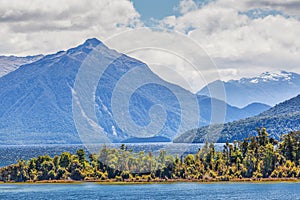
[{"x1": 0, "y1": 182, "x2": 299, "y2": 200}]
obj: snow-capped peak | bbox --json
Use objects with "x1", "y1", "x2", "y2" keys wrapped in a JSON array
[
  {"x1": 242, "y1": 71, "x2": 293, "y2": 84},
  {"x1": 259, "y1": 71, "x2": 291, "y2": 81}
]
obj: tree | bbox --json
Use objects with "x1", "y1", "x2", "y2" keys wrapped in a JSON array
[
  {"x1": 59, "y1": 152, "x2": 71, "y2": 168},
  {"x1": 76, "y1": 149, "x2": 86, "y2": 168},
  {"x1": 261, "y1": 143, "x2": 276, "y2": 177}
]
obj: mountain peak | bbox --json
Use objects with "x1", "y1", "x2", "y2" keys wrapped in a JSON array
[
  {"x1": 83, "y1": 38, "x2": 102, "y2": 47},
  {"x1": 64, "y1": 38, "x2": 104, "y2": 57}
]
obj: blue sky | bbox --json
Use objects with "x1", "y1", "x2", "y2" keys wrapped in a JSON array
[
  {"x1": 131, "y1": 0, "x2": 213, "y2": 22},
  {"x1": 131, "y1": 0, "x2": 182, "y2": 21}
]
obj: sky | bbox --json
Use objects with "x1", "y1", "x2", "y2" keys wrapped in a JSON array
[
  {"x1": 0, "y1": 0, "x2": 299, "y2": 92},
  {"x1": 131, "y1": 0, "x2": 182, "y2": 21}
]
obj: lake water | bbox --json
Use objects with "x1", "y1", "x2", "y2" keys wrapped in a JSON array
[
  {"x1": 0, "y1": 143, "x2": 226, "y2": 167},
  {"x1": 0, "y1": 182, "x2": 299, "y2": 200}
]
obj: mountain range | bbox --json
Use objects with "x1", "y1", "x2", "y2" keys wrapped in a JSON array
[
  {"x1": 198, "y1": 71, "x2": 300, "y2": 108},
  {"x1": 0, "y1": 38, "x2": 271, "y2": 145},
  {"x1": 0, "y1": 55, "x2": 43, "y2": 77},
  {"x1": 175, "y1": 94, "x2": 300, "y2": 143}
]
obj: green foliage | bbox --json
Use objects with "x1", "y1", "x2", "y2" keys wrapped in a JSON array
[{"x1": 59, "y1": 152, "x2": 71, "y2": 168}]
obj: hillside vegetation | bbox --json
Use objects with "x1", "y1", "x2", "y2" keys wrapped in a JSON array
[{"x1": 175, "y1": 95, "x2": 300, "y2": 143}]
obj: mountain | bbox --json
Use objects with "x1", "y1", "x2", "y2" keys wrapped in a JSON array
[
  {"x1": 175, "y1": 94, "x2": 300, "y2": 143},
  {"x1": 241, "y1": 103, "x2": 271, "y2": 117},
  {"x1": 194, "y1": 96, "x2": 270, "y2": 125},
  {"x1": 0, "y1": 55, "x2": 43, "y2": 77},
  {"x1": 198, "y1": 71, "x2": 300, "y2": 108},
  {"x1": 0, "y1": 38, "x2": 268, "y2": 145}
]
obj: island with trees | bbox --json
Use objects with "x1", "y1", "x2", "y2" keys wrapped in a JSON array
[{"x1": 0, "y1": 128, "x2": 299, "y2": 183}]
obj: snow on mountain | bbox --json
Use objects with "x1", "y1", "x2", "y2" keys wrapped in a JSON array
[
  {"x1": 198, "y1": 71, "x2": 300, "y2": 108},
  {"x1": 239, "y1": 71, "x2": 293, "y2": 84}
]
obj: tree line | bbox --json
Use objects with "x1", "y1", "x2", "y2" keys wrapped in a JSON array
[{"x1": 0, "y1": 128, "x2": 299, "y2": 182}]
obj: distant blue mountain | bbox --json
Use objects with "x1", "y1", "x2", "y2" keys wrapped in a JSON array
[
  {"x1": 241, "y1": 102, "x2": 271, "y2": 117},
  {"x1": 198, "y1": 71, "x2": 300, "y2": 108},
  {"x1": 0, "y1": 38, "x2": 269, "y2": 144}
]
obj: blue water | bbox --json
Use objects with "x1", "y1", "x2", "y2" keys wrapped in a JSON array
[{"x1": 0, "y1": 182, "x2": 299, "y2": 200}]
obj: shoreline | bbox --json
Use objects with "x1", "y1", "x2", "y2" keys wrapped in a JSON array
[{"x1": 1, "y1": 178, "x2": 299, "y2": 185}]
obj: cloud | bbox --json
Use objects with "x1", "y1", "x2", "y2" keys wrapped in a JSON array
[
  {"x1": 0, "y1": 0, "x2": 299, "y2": 92},
  {"x1": 0, "y1": 0, "x2": 141, "y2": 55},
  {"x1": 206, "y1": 0, "x2": 300, "y2": 18},
  {"x1": 174, "y1": 0, "x2": 198, "y2": 15},
  {"x1": 242, "y1": 0, "x2": 300, "y2": 17},
  {"x1": 158, "y1": 0, "x2": 300, "y2": 87}
]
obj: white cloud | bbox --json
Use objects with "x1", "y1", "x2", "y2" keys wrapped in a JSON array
[
  {"x1": 174, "y1": 0, "x2": 198, "y2": 15},
  {"x1": 158, "y1": 0, "x2": 300, "y2": 87},
  {"x1": 0, "y1": 0, "x2": 141, "y2": 55},
  {"x1": 219, "y1": 0, "x2": 300, "y2": 18}
]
